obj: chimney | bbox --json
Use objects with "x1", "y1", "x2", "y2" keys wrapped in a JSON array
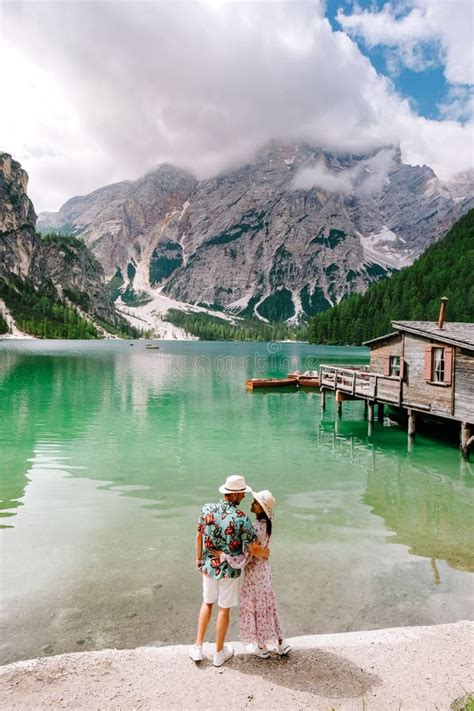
[{"x1": 438, "y1": 296, "x2": 448, "y2": 329}]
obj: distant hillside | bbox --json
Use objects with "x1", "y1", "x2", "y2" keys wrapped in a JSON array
[{"x1": 308, "y1": 209, "x2": 474, "y2": 345}]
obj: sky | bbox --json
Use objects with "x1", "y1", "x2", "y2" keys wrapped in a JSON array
[{"x1": 0, "y1": 0, "x2": 473, "y2": 212}]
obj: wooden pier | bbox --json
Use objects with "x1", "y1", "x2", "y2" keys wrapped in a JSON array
[{"x1": 319, "y1": 311, "x2": 474, "y2": 459}]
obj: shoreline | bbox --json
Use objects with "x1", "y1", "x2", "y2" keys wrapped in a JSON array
[{"x1": 1, "y1": 621, "x2": 472, "y2": 710}]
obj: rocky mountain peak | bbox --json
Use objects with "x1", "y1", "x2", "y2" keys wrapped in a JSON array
[{"x1": 37, "y1": 142, "x2": 474, "y2": 322}]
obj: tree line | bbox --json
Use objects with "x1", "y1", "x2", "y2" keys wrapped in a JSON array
[
  {"x1": 164, "y1": 308, "x2": 306, "y2": 341},
  {"x1": 0, "y1": 275, "x2": 98, "y2": 339}
]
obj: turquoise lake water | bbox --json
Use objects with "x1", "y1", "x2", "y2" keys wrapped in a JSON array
[{"x1": 0, "y1": 340, "x2": 473, "y2": 665}]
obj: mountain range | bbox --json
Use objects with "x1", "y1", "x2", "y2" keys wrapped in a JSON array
[{"x1": 38, "y1": 143, "x2": 474, "y2": 324}]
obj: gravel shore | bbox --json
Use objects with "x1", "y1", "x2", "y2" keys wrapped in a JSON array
[{"x1": 1, "y1": 621, "x2": 473, "y2": 710}]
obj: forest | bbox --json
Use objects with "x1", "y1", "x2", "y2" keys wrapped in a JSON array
[
  {"x1": 164, "y1": 309, "x2": 305, "y2": 341},
  {"x1": 0, "y1": 275, "x2": 99, "y2": 338}
]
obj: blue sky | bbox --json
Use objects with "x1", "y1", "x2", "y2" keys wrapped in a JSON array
[{"x1": 324, "y1": 0, "x2": 452, "y2": 120}]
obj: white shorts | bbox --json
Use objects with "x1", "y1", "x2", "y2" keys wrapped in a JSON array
[{"x1": 202, "y1": 574, "x2": 240, "y2": 608}]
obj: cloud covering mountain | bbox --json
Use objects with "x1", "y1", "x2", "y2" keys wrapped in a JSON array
[{"x1": 1, "y1": 0, "x2": 472, "y2": 212}]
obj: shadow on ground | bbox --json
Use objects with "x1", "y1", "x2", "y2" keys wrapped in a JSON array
[{"x1": 229, "y1": 649, "x2": 380, "y2": 699}]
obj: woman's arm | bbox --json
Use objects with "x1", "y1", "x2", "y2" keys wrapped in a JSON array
[{"x1": 248, "y1": 541, "x2": 270, "y2": 559}]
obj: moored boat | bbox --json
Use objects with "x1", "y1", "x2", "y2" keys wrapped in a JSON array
[
  {"x1": 287, "y1": 370, "x2": 320, "y2": 387},
  {"x1": 246, "y1": 377, "x2": 298, "y2": 390},
  {"x1": 297, "y1": 376, "x2": 320, "y2": 388}
]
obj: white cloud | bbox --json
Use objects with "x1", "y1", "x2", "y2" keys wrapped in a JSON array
[
  {"x1": 0, "y1": 0, "x2": 472, "y2": 211},
  {"x1": 338, "y1": 0, "x2": 474, "y2": 85},
  {"x1": 292, "y1": 147, "x2": 395, "y2": 194},
  {"x1": 438, "y1": 86, "x2": 474, "y2": 122}
]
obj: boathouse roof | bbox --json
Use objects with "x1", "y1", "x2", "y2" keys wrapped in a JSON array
[{"x1": 364, "y1": 321, "x2": 474, "y2": 351}]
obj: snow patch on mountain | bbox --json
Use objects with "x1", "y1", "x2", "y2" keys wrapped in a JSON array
[{"x1": 360, "y1": 228, "x2": 415, "y2": 269}]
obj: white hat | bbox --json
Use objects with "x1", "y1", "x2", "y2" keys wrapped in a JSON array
[
  {"x1": 219, "y1": 474, "x2": 251, "y2": 494},
  {"x1": 252, "y1": 490, "x2": 276, "y2": 519}
]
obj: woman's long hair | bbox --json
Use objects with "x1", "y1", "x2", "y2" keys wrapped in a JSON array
[{"x1": 257, "y1": 510, "x2": 272, "y2": 538}]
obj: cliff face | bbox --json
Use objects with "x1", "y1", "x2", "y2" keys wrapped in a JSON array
[
  {"x1": 0, "y1": 152, "x2": 120, "y2": 330},
  {"x1": 38, "y1": 143, "x2": 474, "y2": 321},
  {"x1": 0, "y1": 153, "x2": 45, "y2": 283}
]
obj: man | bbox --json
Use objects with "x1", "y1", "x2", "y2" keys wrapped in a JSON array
[{"x1": 189, "y1": 474, "x2": 268, "y2": 667}]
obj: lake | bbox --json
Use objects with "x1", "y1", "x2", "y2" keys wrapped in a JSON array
[{"x1": 0, "y1": 340, "x2": 473, "y2": 665}]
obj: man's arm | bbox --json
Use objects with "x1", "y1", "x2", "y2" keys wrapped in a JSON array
[{"x1": 195, "y1": 530, "x2": 203, "y2": 570}]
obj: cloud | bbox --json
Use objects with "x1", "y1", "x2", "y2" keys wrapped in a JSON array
[
  {"x1": 438, "y1": 86, "x2": 474, "y2": 122},
  {"x1": 0, "y1": 0, "x2": 472, "y2": 211},
  {"x1": 292, "y1": 147, "x2": 395, "y2": 194},
  {"x1": 337, "y1": 0, "x2": 474, "y2": 86}
]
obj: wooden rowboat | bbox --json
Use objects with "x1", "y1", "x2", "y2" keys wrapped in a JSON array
[
  {"x1": 297, "y1": 376, "x2": 320, "y2": 388},
  {"x1": 246, "y1": 378, "x2": 298, "y2": 390}
]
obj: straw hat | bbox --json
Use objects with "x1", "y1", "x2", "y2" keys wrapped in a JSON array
[
  {"x1": 252, "y1": 490, "x2": 276, "y2": 519},
  {"x1": 219, "y1": 474, "x2": 251, "y2": 494}
]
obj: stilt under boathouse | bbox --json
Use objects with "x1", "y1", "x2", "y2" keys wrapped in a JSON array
[{"x1": 319, "y1": 299, "x2": 474, "y2": 459}]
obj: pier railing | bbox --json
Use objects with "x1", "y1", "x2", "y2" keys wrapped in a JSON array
[{"x1": 319, "y1": 365, "x2": 401, "y2": 404}]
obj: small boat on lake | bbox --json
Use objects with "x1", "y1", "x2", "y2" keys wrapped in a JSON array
[
  {"x1": 288, "y1": 370, "x2": 320, "y2": 387},
  {"x1": 297, "y1": 376, "x2": 320, "y2": 388},
  {"x1": 145, "y1": 343, "x2": 160, "y2": 350},
  {"x1": 246, "y1": 377, "x2": 298, "y2": 390}
]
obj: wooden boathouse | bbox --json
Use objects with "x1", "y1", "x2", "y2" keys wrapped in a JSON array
[{"x1": 319, "y1": 301, "x2": 474, "y2": 458}]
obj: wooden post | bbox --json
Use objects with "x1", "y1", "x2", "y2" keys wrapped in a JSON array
[
  {"x1": 377, "y1": 403, "x2": 384, "y2": 422},
  {"x1": 335, "y1": 390, "x2": 343, "y2": 417},
  {"x1": 460, "y1": 422, "x2": 472, "y2": 460},
  {"x1": 367, "y1": 401, "x2": 374, "y2": 423},
  {"x1": 320, "y1": 389, "x2": 326, "y2": 411},
  {"x1": 408, "y1": 409, "x2": 416, "y2": 438},
  {"x1": 364, "y1": 399, "x2": 368, "y2": 418}
]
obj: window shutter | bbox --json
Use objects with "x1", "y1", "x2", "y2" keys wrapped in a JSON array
[
  {"x1": 444, "y1": 347, "x2": 453, "y2": 385},
  {"x1": 424, "y1": 347, "x2": 432, "y2": 382},
  {"x1": 400, "y1": 358, "x2": 405, "y2": 380},
  {"x1": 384, "y1": 356, "x2": 390, "y2": 376}
]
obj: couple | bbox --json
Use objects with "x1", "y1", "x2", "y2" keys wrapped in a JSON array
[{"x1": 189, "y1": 474, "x2": 291, "y2": 667}]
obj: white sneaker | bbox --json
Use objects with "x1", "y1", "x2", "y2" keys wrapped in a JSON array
[
  {"x1": 189, "y1": 644, "x2": 203, "y2": 662},
  {"x1": 213, "y1": 644, "x2": 234, "y2": 667},
  {"x1": 249, "y1": 644, "x2": 270, "y2": 659},
  {"x1": 277, "y1": 641, "x2": 291, "y2": 656}
]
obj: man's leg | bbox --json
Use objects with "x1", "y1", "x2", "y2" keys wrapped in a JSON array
[
  {"x1": 195, "y1": 601, "x2": 213, "y2": 646},
  {"x1": 215, "y1": 606, "x2": 230, "y2": 653}
]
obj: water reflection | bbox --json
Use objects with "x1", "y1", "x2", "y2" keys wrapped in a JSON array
[{"x1": 317, "y1": 417, "x2": 474, "y2": 573}]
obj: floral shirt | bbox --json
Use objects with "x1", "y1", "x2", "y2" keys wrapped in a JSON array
[{"x1": 197, "y1": 499, "x2": 257, "y2": 580}]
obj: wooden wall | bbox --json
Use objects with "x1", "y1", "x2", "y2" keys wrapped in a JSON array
[
  {"x1": 402, "y1": 334, "x2": 452, "y2": 415},
  {"x1": 454, "y1": 349, "x2": 474, "y2": 423},
  {"x1": 370, "y1": 336, "x2": 402, "y2": 373},
  {"x1": 369, "y1": 331, "x2": 473, "y2": 423}
]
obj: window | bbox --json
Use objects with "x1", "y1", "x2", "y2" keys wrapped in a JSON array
[
  {"x1": 383, "y1": 354, "x2": 403, "y2": 377},
  {"x1": 424, "y1": 345, "x2": 453, "y2": 385},
  {"x1": 389, "y1": 356, "x2": 400, "y2": 377},
  {"x1": 432, "y1": 348, "x2": 444, "y2": 382}
]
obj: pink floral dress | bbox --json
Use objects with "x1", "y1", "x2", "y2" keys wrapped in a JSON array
[{"x1": 222, "y1": 519, "x2": 283, "y2": 647}]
